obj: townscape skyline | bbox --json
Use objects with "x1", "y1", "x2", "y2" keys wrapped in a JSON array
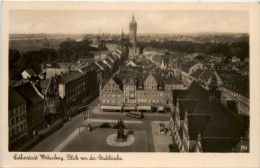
[{"x1": 10, "y1": 10, "x2": 249, "y2": 34}]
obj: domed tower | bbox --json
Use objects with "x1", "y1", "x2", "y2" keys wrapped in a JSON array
[{"x1": 129, "y1": 13, "x2": 137, "y2": 54}]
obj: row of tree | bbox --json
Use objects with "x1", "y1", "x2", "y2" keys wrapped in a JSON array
[
  {"x1": 9, "y1": 39, "x2": 107, "y2": 80},
  {"x1": 137, "y1": 40, "x2": 249, "y2": 61}
]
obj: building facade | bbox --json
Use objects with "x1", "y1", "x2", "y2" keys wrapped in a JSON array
[
  {"x1": 58, "y1": 71, "x2": 87, "y2": 107},
  {"x1": 40, "y1": 77, "x2": 60, "y2": 121},
  {"x1": 9, "y1": 87, "x2": 28, "y2": 150},
  {"x1": 14, "y1": 82, "x2": 44, "y2": 140},
  {"x1": 169, "y1": 81, "x2": 248, "y2": 152},
  {"x1": 99, "y1": 70, "x2": 185, "y2": 113},
  {"x1": 100, "y1": 78, "x2": 124, "y2": 111}
]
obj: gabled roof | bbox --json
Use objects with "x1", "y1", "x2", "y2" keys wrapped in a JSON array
[
  {"x1": 202, "y1": 98, "x2": 247, "y2": 138},
  {"x1": 58, "y1": 71, "x2": 85, "y2": 84},
  {"x1": 179, "y1": 99, "x2": 197, "y2": 119},
  {"x1": 184, "y1": 81, "x2": 212, "y2": 115},
  {"x1": 220, "y1": 74, "x2": 249, "y2": 98},
  {"x1": 9, "y1": 86, "x2": 27, "y2": 109},
  {"x1": 23, "y1": 69, "x2": 37, "y2": 76},
  {"x1": 199, "y1": 69, "x2": 214, "y2": 82},
  {"x1": 182, "y1": 81, "x2": 248, "y2": 139},
  {"x1": 96, "y1": 60, "x2": 107, "y2": 70},
  {"x1": 14, "y1": 82, "x2": 43, "y2": 106},
  {"x1": 164, "y1": 77, "x2": 183, "y2": 85},
  {"x1": 191, "y1": 69, "x2": 203, "y2": 79},
  {"x1": 104, "y1": 58, "x2": 114, "y2": 68},
  {"x1": 182, "y1": 61, "x2": 199, "y2": 73},
  {"x1": 136, "y1": 73, "x2": 150, "y2": 89},
  {"x1": 188, "y1": 114, "x2": 212, "y2": 140}
]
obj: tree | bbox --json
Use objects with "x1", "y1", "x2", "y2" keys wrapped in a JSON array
[{"x1": 9, "y1": 49, "x2": 20, "y2": 69}]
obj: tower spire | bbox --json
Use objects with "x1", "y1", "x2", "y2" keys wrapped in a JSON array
[
  {"x1": 132, "y1": 12, "x2": 135, "y2": 20},
  {"x1": 121, "y1": 28, "x2": 124, "y2": 40}
]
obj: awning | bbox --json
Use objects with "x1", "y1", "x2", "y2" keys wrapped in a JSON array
[
  {"x1": 100, "y1": 106, "x2": 122, "y2": 110},
  {"x1": 157, "y1": 106, "x2": 164, "y2": 111},
  {"x1": 123, "y1": 106, "x2": 136, "y2": 111},
  {"x1": 137, "y1": 106, "x2": 151, "y2": 111}
]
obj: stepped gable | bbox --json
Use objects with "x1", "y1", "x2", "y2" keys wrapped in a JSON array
[
  {"x1": 112, "y1": 76, "x2": 124, "y2": 91},
  {"x1": 40, "y1": 78, "x2": 51, "y2": 95}
]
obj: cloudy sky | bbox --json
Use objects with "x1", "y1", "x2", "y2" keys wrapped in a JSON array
[{"x1": 9, "y1": 10, "x2": 249, "y2": 34}]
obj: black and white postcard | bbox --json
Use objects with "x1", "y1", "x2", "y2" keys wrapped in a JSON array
[{"x1": 1, "y1": 1, "x2": 260, "y2": 168}]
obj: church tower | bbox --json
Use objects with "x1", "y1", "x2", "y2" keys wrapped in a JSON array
[
  {"x1": 121, "y1": 28, "x2": 124, "y2": 42},
  {"x1": 129, "y1": 13, "x2": 137, "y2": 54}
]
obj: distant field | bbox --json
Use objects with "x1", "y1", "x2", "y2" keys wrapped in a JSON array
[{"x1": 9, "y1": 39, "x2": 65, "y2": 53}]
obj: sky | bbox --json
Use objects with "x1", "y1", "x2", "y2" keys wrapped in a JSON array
[{"x1": 9, "y1": 10, "x2": 249, "y2": 34}]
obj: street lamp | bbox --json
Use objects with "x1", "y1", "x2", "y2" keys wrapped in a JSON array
[{"x1": 87, "y1": 109, "x2": 91, "y2": 131}]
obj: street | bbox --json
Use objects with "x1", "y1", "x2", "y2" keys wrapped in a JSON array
[{"x1": 31, "y1": 97, "x2": 170, "y2": 152}]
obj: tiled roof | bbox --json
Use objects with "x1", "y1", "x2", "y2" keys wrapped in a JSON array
[
  {"x1": 202, "y1": 98, "x2": 247, "y2": 138},
  {"x1": 182, "y1": 61, "x2": 197, "y2": 73},
  {"x1": 96, "y1": 61, "x2": 107, "y2": 70},
  {"x1": 14, "y1": 82, "x2": 43, "y2": 106},
  {"x1": 136, "y1": 73, "x2": 150, "y2": 90},
  {"x1": 184, "y1": 81, "x2": 212, "y2": 115},
  {"x1": 24, "y1": 69, "x2": 37, "y2": 76},
  {"x1": 191, "y1": 69, "x2": 203, "y2": 78},
  {"x1": 113, "y1": 76, "x2": 124, "y2": 90},
  {"x1": 164, "y1": 77, "x2": 183, "y2": 85},
  {"x1": 104, "y1": 58, "x2": 114, "y2": 68},
  {"x1": 199, "y1": 69, "x2": 213, "y2": 82},
  {"x1": 220, "y1": 74, "x2": 249, "y2": 98},
  {"x1": 188, "y1": 114, "x2": 212, "y2": 140},
  {"x1": 58, "y1": 71, "x2": 85, "y2": 84},
  {"x1": 179, "y1": 100, "x2": 197, "y2": 120},
  {"x1": 182, "y1": 81, "x2": 248, "y2": 139},
  {"x1": 9, "y1": 86, "x2": 27, "y2": 109}
]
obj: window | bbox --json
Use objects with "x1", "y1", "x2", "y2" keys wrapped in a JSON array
[
  {"x1": 16, "y1": 126, "x2": 19, "y2": 132},
  {"x1": 16, "y1": 117, "x2": 19, "y2": 123}
]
